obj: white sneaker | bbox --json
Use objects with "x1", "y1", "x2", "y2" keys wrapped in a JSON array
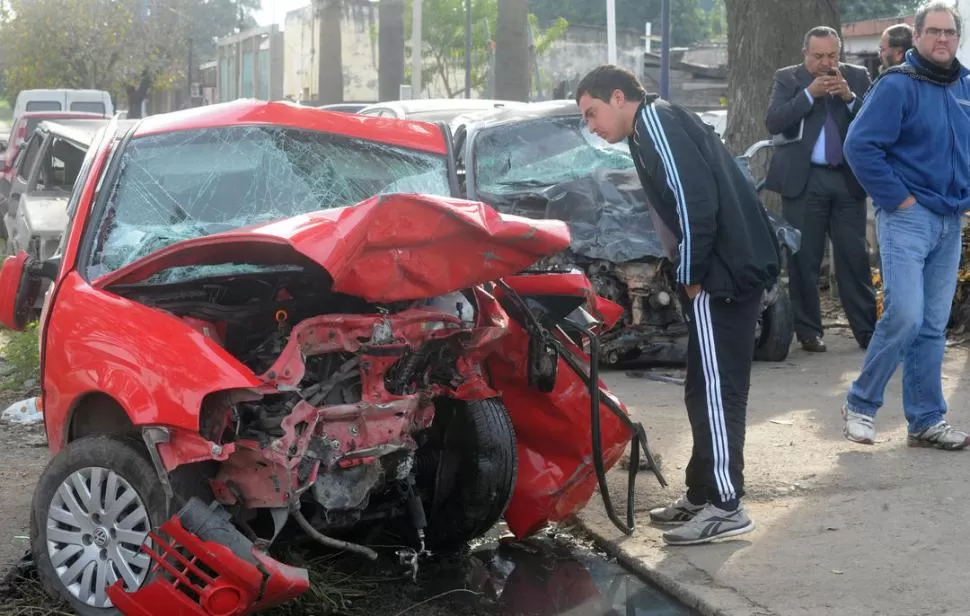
[
  {"x1": 648, "y1": 494, "x2": 705, "y2": 525},
  {"x1": 908, "y1": 421, "x2": 970, "y2": 450},
  {"x1": 661, "y1": 503, "x2": 755, "y2": 546},
  {"x1": 842, "y1": 405, "x2": 875, "y2": 445}
]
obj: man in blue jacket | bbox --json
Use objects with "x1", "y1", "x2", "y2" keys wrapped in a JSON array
[{"x1": 842, "y1": 1, "x2": 970, "y2": 450}]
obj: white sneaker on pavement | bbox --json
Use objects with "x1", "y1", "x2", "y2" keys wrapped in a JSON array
[
  {"x1": 908, "y1": 421, "x2": 970, "y2": 450},
  {"x1": 661, "y1": 503, "x2": 755, "y2": 546},
  {"x1": 842, "y1": 404, "x2": 875, "y2": 445}
]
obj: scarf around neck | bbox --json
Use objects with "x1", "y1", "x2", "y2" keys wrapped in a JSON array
[{"x1": 876, "y1": 49, "x2": 963, "y2": 87}]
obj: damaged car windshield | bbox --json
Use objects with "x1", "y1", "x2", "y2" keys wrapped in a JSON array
[
  {"x1": 84, "y1": 125, "x2": 451, "y2": 282},
  {"x1": 473, "y1": 116, "x2": 634, "y2": 195}
]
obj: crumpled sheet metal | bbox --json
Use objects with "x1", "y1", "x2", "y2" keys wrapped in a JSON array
[
  {"x1": 481, "y1": 168, "x2": 665, "y2": 263},
  {"x1": 97, "y1": 193, "x2": 573, "y2": 303},
  {"x1": 480, "y1": 165, "x2": 801, "y2": 264},
  {"x1": 486, "y1": 315, "x2": 631, "y2": 539}
]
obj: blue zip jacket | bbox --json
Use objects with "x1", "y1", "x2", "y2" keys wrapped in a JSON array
[{"x1": 844, "y1": 49, "x2": 970, "y2": 215}]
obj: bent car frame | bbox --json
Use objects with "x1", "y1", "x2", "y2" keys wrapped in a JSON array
[{"x1": 0, "y1": 100, "x2": 665, "y2": 615}]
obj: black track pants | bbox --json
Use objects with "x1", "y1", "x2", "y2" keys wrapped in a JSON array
[{"x1": 683, "y1": 289, "x2": 761, "y2": 509}]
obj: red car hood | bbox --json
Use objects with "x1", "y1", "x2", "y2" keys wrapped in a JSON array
[{"x1": 95, "y1": 193, "x2": 572, "y2": 302}]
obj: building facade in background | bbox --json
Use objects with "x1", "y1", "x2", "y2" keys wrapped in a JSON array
[{"x1": 211, "y1": 0, "x2": 650, "y2": 105}]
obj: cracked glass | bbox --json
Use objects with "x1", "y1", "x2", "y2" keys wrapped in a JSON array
[
  {"x1": 473, "y1": 116, "x2": 634, "y2": 195},
  {"x1": 85, "y1": 125, "x2": 451, "y2": 283}
]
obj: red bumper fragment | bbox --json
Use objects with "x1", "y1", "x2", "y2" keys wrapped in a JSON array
[{"x1": 107, "y1": 498, "x2": 309, "y2": 616}]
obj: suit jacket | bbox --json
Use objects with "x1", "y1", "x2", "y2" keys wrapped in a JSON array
[{"x1": 764, "y1": 62, "x2": 872, "y2": 200}]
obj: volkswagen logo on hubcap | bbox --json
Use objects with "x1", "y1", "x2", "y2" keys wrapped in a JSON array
[{"x1": 93, "y1": 527, "x2": 109, "y2": 548}]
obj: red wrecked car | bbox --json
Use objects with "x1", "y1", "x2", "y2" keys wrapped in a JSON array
[{"x1": 0, "y1": 100, "x2": 664, "y2": 615}]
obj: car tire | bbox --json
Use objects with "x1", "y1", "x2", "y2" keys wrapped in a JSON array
[
  {"x1": 420, "y1": 398, "x2": 517, "y2": 551},
  {"x1": 754, "y1": 285, "x2": 794, "y2": 362},
  {"x1": 30, "y1": 434, "x2": 168, "y2": 616}
]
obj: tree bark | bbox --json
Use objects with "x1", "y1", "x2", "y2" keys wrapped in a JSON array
[
  {"x1": 124, "y1": 70, "x2": 153, "y2": 119},
  {"x1": 495, "y1": 0, "x2": 530, "y2": 101},
  {"x1": 378, "y1": 0, "x2": 406, "y2": 102},
  {"x1": 724, "y1": 0, "x2": 839, "y2": 211},
  {"x1": 317, "y1": 0, "x2": 344, "y2": 104},
  {"x1": 724, "y1": 0, "x2": 839, "y2": 155}
]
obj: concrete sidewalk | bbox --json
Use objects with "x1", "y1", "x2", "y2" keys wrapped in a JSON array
[{"x1": 580, "y1": 330, "x2": 970, "y2": 616}]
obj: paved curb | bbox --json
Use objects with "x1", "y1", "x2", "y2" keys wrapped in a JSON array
[{"x1": 573, "y1": 512, "x2": 776, "y2": 616}]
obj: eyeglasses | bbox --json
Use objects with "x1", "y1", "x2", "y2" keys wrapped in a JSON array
[{"x1": 924, "y1": 27, "x2": 959, "y2": 38}]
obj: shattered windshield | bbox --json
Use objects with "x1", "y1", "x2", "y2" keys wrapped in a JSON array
[
  {"x1": 85, "y1": 125, "x2": 451, "y2": 282},
  {"x1": 473, "y1": 116, "x2": 635, "y2": 195}
]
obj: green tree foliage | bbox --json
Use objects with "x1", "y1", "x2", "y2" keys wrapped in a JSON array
[
  {"x1": 840, "y1": 0, "x2": 923, "y2": 22},
  {"x1": 403, "y1": 0, "x2": 567, "y2": 98},
  {"x1": 0, "y1": 0, "x2": 258, "y2": 110},
  {"x1": 404, "y1": 0, "x2": 496, "y2": 98},
  {"x1": 528, "y1": 0, "x2": 710, "y2": 46}
]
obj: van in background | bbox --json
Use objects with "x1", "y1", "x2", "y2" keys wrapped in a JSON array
[{"x1": 11, "y1": 89, "x2": 113, "y2": 124}]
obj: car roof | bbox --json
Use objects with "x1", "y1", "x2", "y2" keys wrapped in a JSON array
[
  {"x1": 39, "y1": 119, "x2": 136, "y2": 146},
  {"x1": 16, "y1": 111, "x2": 107, "y2": 121},
  {"x1": 360, "y1": 98, "x2": 527, "y2": 114},
  {"x1": 455, "y1": 99, "x2": 581, "y2": 129},
  {"x1": 130, "y1": 98, "x2": 450, "y2": 155}
]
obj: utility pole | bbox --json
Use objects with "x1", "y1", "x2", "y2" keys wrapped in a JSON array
[
  {"x1": 607, "y1": 0, "x2": 616, "y2": 64},
  {"x1": 412, "y1": 0, "x2": 422, "y2": 97},
  {"x1": 187, "y1": 37, "x2": 194, "y2": 107},
  {"x1": 660, "y1": 0, "x2": 670, "y2": 99},
  {"x1": 464, "y1": 0, "x2": 471, "y2": 98}
]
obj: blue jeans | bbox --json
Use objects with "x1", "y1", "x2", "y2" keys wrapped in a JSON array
[{"x1": 845, "y1": 202, "x2": 962, "y2": 433}]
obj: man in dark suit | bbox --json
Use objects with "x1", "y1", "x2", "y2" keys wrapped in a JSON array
[{"x1": 765, "y1": 26, "x2": 877, "y2": 353}]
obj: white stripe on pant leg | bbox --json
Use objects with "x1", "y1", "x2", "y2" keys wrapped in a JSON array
[
  {"x1": 695, "y1": 291, "x2": 736, "y2": 503},
  {"x1": 692, "y1": 292, "x2": 729, "y2": 500},
  {"x1": 692, "y1": 292, "x2": 727, "y2": 499},
  {"x1": 704, "y1": 292, "x2": 736, "y2": 501},
  {"x1": 641, "y1": 106, "x2": 691, "y2": 284},
  {"x1": 695, "y1": 292, "x2": 732, "y2": 502}
]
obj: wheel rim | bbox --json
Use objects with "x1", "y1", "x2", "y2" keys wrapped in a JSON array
[{"x1": 45, "y1": 466, "x2": 153, "y2": 608}]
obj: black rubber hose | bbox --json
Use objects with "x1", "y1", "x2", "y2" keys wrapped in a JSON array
[
  {"x1": 290, "y1": 506, "x2": 379, "y2": 560},
  {"x1": 492, "y1": 280, "x2": 667, "y2": 537},
  {"x1": 585, "y1": 329, "x2": 634, "y2": 535},
  {"x1": 554, "y1": 328, "x2": 668, "y2": 489}
]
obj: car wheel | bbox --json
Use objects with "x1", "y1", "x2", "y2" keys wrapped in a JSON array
[
  {"x1": 419, "y1": 398, "x2": 517, "y2": 551},
  {"x1": 30, "y1": 434, "x2": 168, "y2": 615},
  {"x1": 754, "y1": 284, "x2": 794, "y2": 362}
]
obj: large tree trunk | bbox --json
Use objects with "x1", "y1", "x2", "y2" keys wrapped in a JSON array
[
  {"x1": 317, "y1": 0, "x2": 344, "y2": 104},
  {"x1": 724, "y1": 0, "x2": 839, "y2": 211},
  {"x1": 378, "y1": 0, "x2": 405, "y2": 101},
  {"x1": 495, "y1": 0, "x2": 530, "y2": 101},
  {"x1": 124, "y1": 70, "x2": 153, "y2": 119}
]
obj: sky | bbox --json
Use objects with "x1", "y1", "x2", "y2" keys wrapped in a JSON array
[{"x1": 252, "y1": 0, "x2": 311, "y2": 26}]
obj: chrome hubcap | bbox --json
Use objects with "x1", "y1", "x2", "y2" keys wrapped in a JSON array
[{"x1": 45, "y1": 467, "x2": 153, "y2": 608}]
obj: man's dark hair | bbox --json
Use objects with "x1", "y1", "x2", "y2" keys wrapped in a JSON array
[
  {"x1": 574, "y1": 65, "x2": 645, "y2": 105},
  {"x1": 803, "y1": 25, "x2": 841, "y2": 50},
  {"x1": 915, "y1": 1, "x2": 962, "y2": 37},
  {"x1": 885, "y1": 23, "x2": 914, "y2": 50}
]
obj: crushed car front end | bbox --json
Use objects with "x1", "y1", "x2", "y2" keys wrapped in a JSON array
[{"x1": 19, "y1": 100, "x2": 632, "y2": 616}]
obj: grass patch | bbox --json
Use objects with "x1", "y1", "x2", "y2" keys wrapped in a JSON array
[
  {"x1": 0, "y1": 101, "x2": 10, "y2": 123},
  {"x1": 0, "y1": 323, "x2": 39, "y2": 390},
  {"x1": 0, "y1": 544, "x2": 410, "y2": 616},
  {"x1": 267, "y1": 552, "x2": 381, "y2": 615},
  {"x1": 0, "y1": 554, "x2": 72, "y2": 616}
]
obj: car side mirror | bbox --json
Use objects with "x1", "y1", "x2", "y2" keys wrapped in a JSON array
[
  {"x1": 0, "y1": 251, "x2": 42, "y2": 331},
  {"x1": 39, "y1": 257, "x2": 60, "y2": 280}
]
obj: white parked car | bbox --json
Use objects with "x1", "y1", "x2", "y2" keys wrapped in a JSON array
[{"x1": 357, "y1": 98, "x2": 528, "y2": 123}]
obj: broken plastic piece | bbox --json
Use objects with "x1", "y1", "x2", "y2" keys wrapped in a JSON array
[{"x1": 106, "y1": 497, "x2": 309, "y2": 615}]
